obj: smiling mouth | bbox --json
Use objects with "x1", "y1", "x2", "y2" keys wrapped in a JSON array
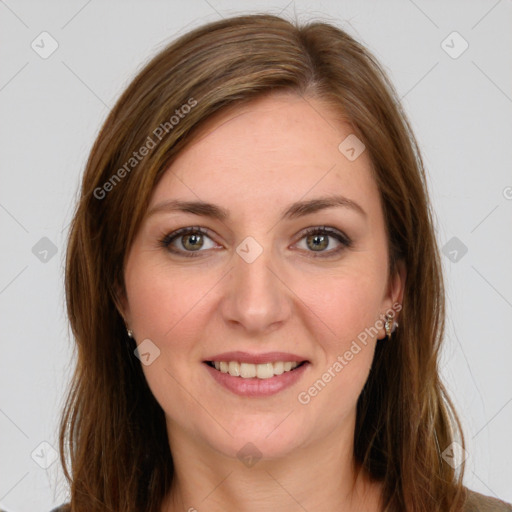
[{"x1": 205, "y1": 360, "x2": 308, "y2": 379}]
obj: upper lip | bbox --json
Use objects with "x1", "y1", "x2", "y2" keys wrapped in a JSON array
[{"x1": 204, "y1": 351, "x2": 309, "y2": 365}]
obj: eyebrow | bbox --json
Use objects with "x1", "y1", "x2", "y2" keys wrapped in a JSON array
[{"x1": 146, "y1": 194, "x2": 366, "y2": 221}]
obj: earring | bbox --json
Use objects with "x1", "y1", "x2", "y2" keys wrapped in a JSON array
[
  {"x1": 384, "y1": 315, "x2": 394, "y2": 339},
  {"x1": 127, "y1": 328, "x2": 134, "y2": 338}
]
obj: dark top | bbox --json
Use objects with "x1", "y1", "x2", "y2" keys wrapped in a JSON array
[
  {"x1": 0, "y1": 487, "x2": 505, "y2": 511},
  {"x1": 42, "y1": 489, "x2": 512, "y2": 511},
  {"x1": 464, "y1": 489, "x2": 512, "y2": 511}
]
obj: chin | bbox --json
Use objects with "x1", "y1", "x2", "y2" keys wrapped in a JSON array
[{"x1": 201, "y1": 415, "x2": 312, "y2": 463}]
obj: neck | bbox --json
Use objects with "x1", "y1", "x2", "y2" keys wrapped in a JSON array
[{"x1": 161, "y1": 420, "x2": 383, "y2": 512}]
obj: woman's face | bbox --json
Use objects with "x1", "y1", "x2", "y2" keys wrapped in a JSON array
[{"x1": 122, "y1": 92, "x2": 404, "y2": 461}]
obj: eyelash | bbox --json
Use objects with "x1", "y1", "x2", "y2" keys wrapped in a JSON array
[{"x1": 158, "y1": 226, "x2": 352, "y2": 259}]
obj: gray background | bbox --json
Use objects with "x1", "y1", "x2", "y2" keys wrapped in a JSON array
[{"x1": 1, "y1": 0, "x2": 511, "y2": 510}]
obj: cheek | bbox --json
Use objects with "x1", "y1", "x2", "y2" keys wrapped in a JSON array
[
  {"x1": 123, "y1": 257, "x2": 213, "y2": 413},
  {"x1": 124, "y1": 255, "x2": 212, "y2": 342},
  {"x1": 294, "y1": 268, "x2": 384, "y2": 406},
  {"x1": 302, "y1": 265, "x2": 385, "y2": 343}
]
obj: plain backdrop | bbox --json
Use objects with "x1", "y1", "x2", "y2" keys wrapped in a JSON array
[{"x1": 1, "y1": 0, "x2": 511, "y2": 510}]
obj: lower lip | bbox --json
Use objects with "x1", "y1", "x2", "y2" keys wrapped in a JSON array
[{"x1": 204, "y1": 362, "x2": 310, "y2": 397}]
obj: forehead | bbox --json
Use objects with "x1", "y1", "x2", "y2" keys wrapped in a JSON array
[{"x1": 150, "y1": 92, "x2": 378, "y2": 215}]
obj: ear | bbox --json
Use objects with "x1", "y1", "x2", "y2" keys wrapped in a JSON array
[
  {"x1": 379, "y1": 259, "x2": 406, "y2": 338},
  {"x1": 112, "y1": 280, "x2": 131, "y2": 326},
  {"x1": 388, "y1": 259, "x2": 406, "y2": 309}
]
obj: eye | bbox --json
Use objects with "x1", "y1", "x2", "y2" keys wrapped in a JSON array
[
  {"x1": 159, "y1": 227, "x2": 218, "y2": 257},
  {"x1": 159, "y1": 225, "x2": 352, "y2": 259},
  {"x1": 294, "y1": 226, "x2": 352, "y2": 257}
]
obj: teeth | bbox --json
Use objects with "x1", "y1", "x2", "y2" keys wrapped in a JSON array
[
  {"x1": 228, "y1": 361, "x2": 240, "y2": 376},
  {"x1": 240, "y1": 362, "x2": 256, "y2": 378},
  {"x1": 211, "y1": 360, "x2": 301, "y2": 379},
  {"x1": 273, "y1": 361, "x2": 284, "y2": 375}
]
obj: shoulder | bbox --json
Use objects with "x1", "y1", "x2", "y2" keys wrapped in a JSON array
[
  {"x1": 463, "y1": 489, "x2": 512, "y2": 512},
  {"x1": 4, "y1": 491, "x2": 511, "y2": 512},
  {"x1": 0, "y1": 507, "x2": 69, "y2": 512}
]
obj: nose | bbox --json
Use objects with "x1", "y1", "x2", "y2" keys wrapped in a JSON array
[{"x1": 219, "y1": 241, "x2": 292, "y2": 336}]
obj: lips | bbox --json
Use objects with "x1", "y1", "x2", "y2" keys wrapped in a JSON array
[
  {"x1": 206, "y1": 360, "x2": 307, "y2": 379},
  {"x1": 204, "y1": 356, "x2": 310, "y2": 397},
  {"x1": 204, "y1": 351, "x2": 308, "y2": 365}
]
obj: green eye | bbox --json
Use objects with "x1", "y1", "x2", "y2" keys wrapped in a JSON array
[
  {"x1": 160, "y1": 227, "x2": 216, "y2": 257},
  {"x1": 296, "y1": 227, "x2": 352, "y2": 257},
  {"x1": 159, "y1": 226, "x2": 352, "y2": 259}
]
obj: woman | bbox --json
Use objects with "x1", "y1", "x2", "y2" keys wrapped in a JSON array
[{"x1": 52, "y1": 13, "x2": 511, "y2": 512}]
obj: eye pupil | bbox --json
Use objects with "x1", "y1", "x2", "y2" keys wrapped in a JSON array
[
  {"x1": 183, "y1": 233, "x2": 203, "y2": 250},
  {"x1": 307, "y1": 234, "x2": 328, "y2": 251},
  {"x1": 162, "y1": 227, "x2": 348, "y2": 258}
]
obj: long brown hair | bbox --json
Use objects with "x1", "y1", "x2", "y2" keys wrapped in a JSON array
[{"x1": 60, "y1": 13, "x2": 466, "y2": 511}]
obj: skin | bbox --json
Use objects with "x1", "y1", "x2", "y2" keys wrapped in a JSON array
[{"x1": 120, "y1": 91, "x2": 406, "y2": 512}]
